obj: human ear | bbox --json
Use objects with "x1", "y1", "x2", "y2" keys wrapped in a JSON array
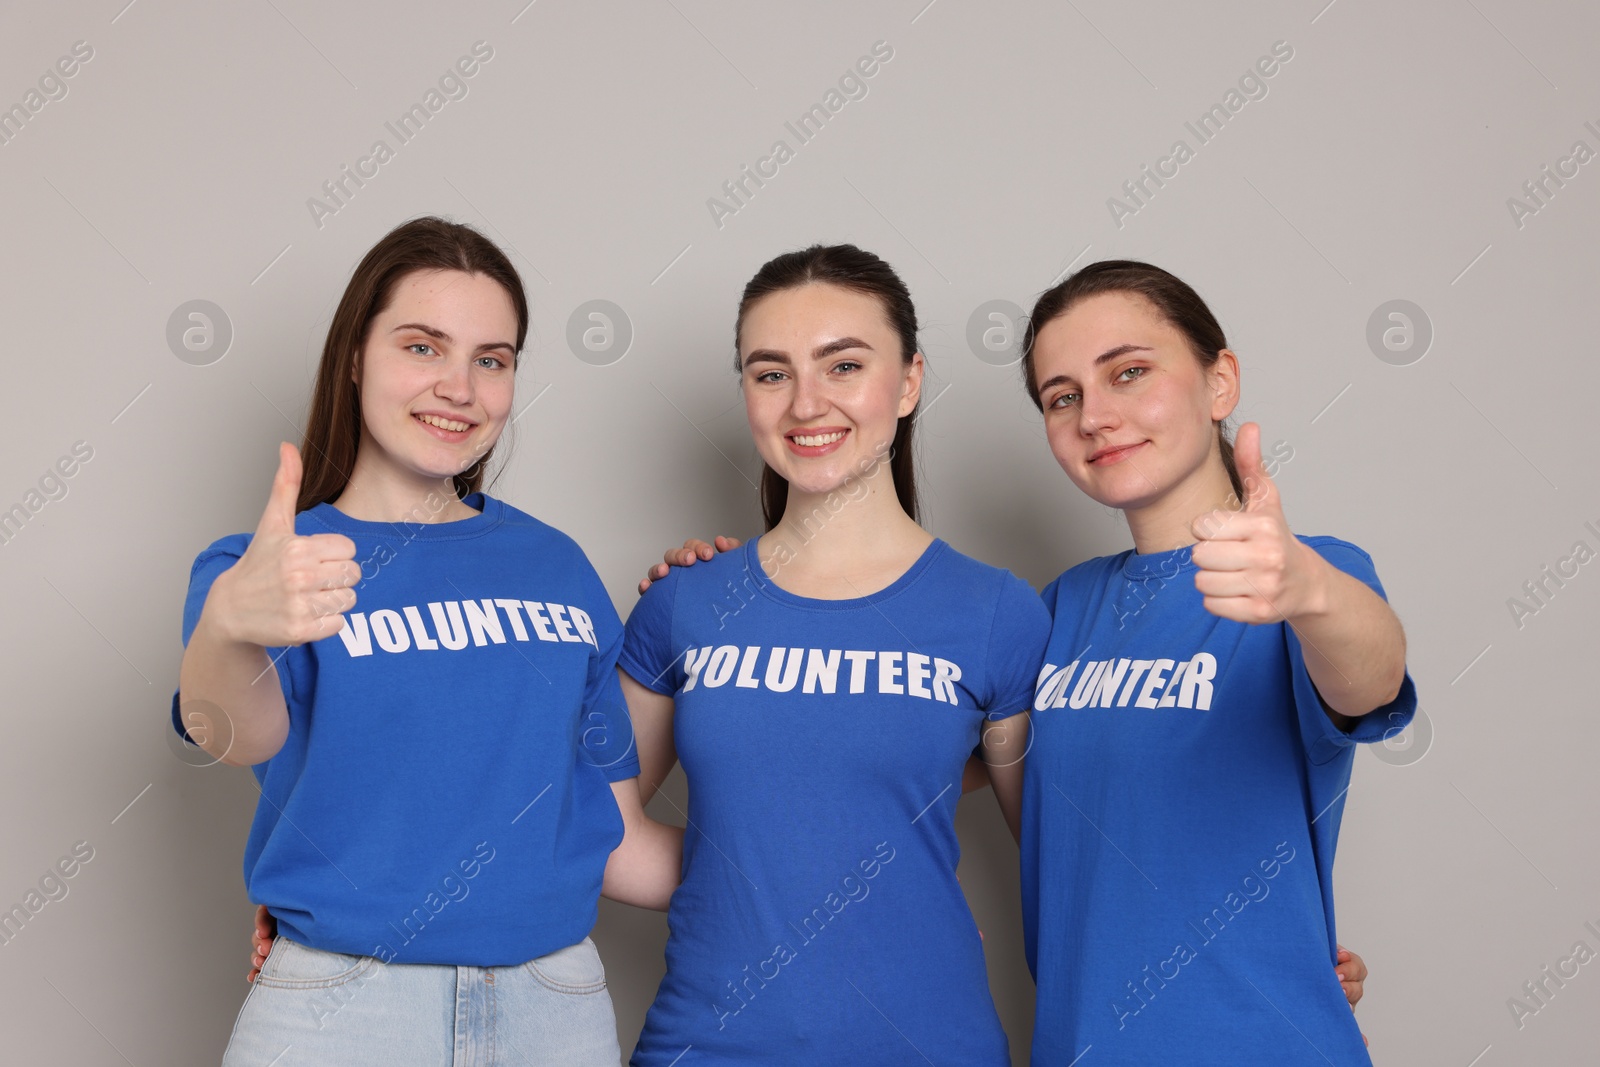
[
  {"x1": 1208, "y1": 349, "x2": 1241, "y2": 422},
  {"x1": 899, "y1": 351, "x2": 926, "y2": 417}
]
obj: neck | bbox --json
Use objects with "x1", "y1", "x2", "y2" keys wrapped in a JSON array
[
  {"x1": 1124, "y1": 457, "x2": 1238, "y2": 554},
  {"x1": 763, "y1": 461, "x2": 927, "y2": 575},
  {"x1": 331, "y1": 448, "x2": 477, "y2": 524}
]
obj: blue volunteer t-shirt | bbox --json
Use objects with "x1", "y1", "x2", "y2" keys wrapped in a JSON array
[
  {"x1": 620, "y1": 536, "x2": 1048, "y2": 1066},
  {"x1": 171, "y1": 493, "x2": 639, "y2": 967},
  {"x1": 1021, "y1": 535, "x2": 1417, "y2": 1065}
]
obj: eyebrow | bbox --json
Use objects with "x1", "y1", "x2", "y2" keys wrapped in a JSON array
[
  {"x1": 391, "y1": 322, "x2": 517, "y2": 356},
  {"x1": 743, "y1": 335, "x2": 875, "y2": 367},
  {"x1": 1036, "y1": 343, "x2": 1153, "y2": 397}
]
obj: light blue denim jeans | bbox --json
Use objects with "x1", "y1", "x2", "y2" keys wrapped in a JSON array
[{"x1": 221, "y1": 935, "x2": 622, "y2": 1066}]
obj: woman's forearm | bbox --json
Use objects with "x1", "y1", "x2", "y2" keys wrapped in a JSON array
[
  {"x1": 177, "y1": 592, "x2": 291, "y2": 766},
  {"x1": 1287, "y1": 551, "x2": 1408, "y2": 721},
  {"x1": 602, "y1": 779, "x2": 682, "y2": 910}
]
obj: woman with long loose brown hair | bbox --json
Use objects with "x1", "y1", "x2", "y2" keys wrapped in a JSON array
[{"x1": 174, "y1": 216, "x2": 677, "y2": 1065}]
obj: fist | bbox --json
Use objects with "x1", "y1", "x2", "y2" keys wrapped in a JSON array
[
  {"x1": 1189, "y1": 423, "x2": 1320, "y2": 624},
  {"x1": 209, "y1": 442, "x2": 360, "y2": 647}
]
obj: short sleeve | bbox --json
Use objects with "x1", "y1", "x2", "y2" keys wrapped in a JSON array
[
  {"x1": 982, "y1": 573, "x2": 1052, "y2": 721},
  {"x1": 1287, "y1": 536, "x2": 1419, "y2": 765},
  {"x1": 168, "y1": 536, "x2": 296, "y2": 743},
  {"x1": 574, "y1": 562, "x2": 641, "y2": 783},
  {"x1": 618, "y1": 568, "x2": 685, "y2": 696}
]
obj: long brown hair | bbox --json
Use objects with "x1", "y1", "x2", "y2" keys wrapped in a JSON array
[
  {"x1": 734, "y1": 244, "x2": 922, "y2": 530},
  {"x1": 1019, "y1": 259, "x2": 1244, "y2": 502},
  {"x1": 296, "y1": 216, "x2": 529, "y2": 513}
]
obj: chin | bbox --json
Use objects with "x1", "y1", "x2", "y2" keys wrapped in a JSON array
[
  {"x1": 1063, "y1": 465, "x2": 1157, "y2": 512},
  {"x1": 779, "y1": 472, "x2": 844, "y2": 497},
  {"x1": 388, "y1": 448, "x2": 476, "y2": 484}
]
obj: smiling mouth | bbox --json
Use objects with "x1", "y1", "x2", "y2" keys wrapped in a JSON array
[
  {"x1": 414, "y1": 413, "x2": 474, "y2": 433},
  {"x1": 789, "y1": 430, "x2": 847, "y2": 447},
  {"x1": 1089, "y1": 441, "x2": 1145, "y2": 465}
]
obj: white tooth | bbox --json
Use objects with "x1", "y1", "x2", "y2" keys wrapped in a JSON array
[{"x1": 419, "y1": 414, "x2": 470, "y2": 431}]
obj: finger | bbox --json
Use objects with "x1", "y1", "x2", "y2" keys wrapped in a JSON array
[
  {"x1": 682, "y1": 539, "x2": 715, "y2": 560},
  {"x1": 308, "y1": 589, "x2": 357, "y2": 621},
  {"x1": 1233, "y1": 423, "x2": 1279, "y2": 514},
  {"x1": 713, "y1": 535, "x2": 742, "y2": 552},
  {"x1": 255, "y1": 442, "x2": 303, "y2": 539},
  {"x1": 1189, "y1": 539, "x2": 1259, "y2": 573},
  {"x1": 1199, "y1": 594, "x2": 1276, "y2": 625},
  {"x1": 1191, "y1": 508, "x2": 1248, "y2": 544},
  {"x1": 1193, "y1": 570, "x2": 1263, "y2": 599},
  {"x1": 1336, "y1": 945, "x2": 1368, "y2": 981},
  {"x1": 305, "y1": 532, "x2": 358, "y2": 562},
  {"x1": 308, "y1": 607, "x2": 351, "y2": 639},
  {"x1": 312, "y1": 558, "x2": 362, "y2": 591}
]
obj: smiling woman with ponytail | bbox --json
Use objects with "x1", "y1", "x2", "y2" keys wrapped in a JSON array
[{"x1": 1015, "y1": 260, "x2": 1413, "y2": 1064}]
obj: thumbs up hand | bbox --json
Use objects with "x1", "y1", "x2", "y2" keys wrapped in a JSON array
[
  {"x1": 210, "y1": 442, "x2": 361, "y2": 647},
  {"x1": 1189, "y1": 423, "x2": 1323, "y2": 624}
]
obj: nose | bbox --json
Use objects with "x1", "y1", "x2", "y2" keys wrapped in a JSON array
[
  {"x1": 790, "y1": 369, "x2": 829, "y2": 421},
  {"x1": 434, "y1": 354, "x2": 473, "y2": 405},
  {"x1": 1076, "y1": 386, "x2": 1118, "y2": 438}
]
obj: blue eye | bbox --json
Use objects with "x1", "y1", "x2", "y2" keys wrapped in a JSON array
[{"x1": 408, "y1": 343, "x2": 436, "y2": 356}]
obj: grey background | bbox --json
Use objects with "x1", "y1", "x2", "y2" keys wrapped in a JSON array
[{"x1": 1, "y1": 0, "x2": 1594, "y2": 1063}]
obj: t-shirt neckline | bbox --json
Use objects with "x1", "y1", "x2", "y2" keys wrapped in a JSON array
[
  {"x1": 303, "y1": 492, "x2": 504, "y2": 541},
  {"x1": 743, "y1": 534, "x2": 947, "y2": 610},
  {"x1": 1122, "y1": 542, "x2": 1196, "y2": 581}
]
